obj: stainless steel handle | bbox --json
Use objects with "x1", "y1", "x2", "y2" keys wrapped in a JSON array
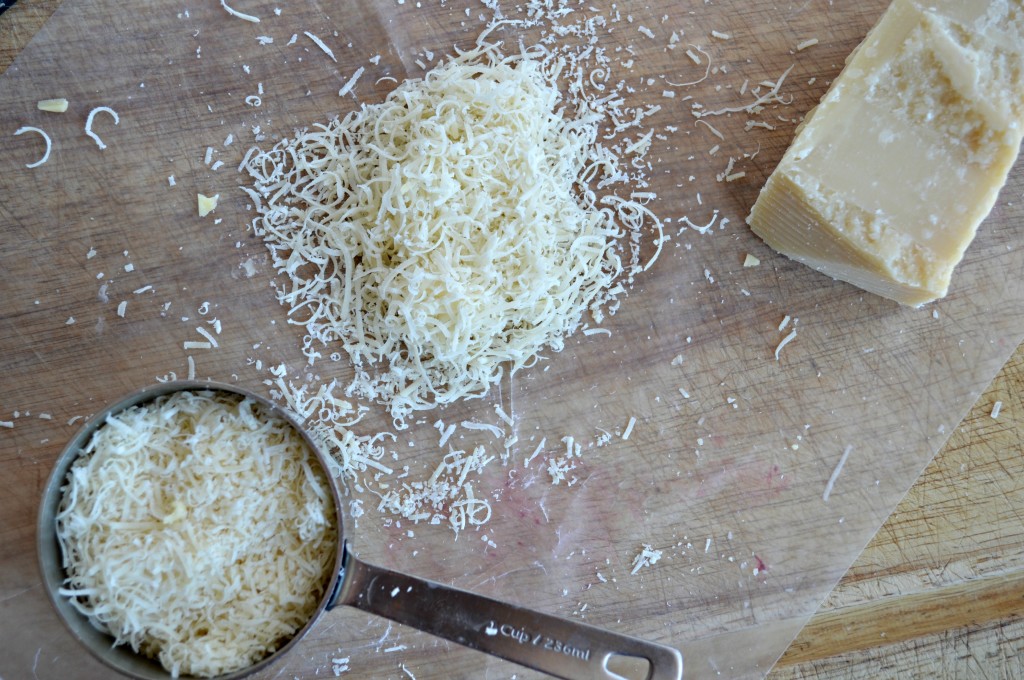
[{"x1": 330, "y1": 547, "x2": 683, "y2": 680}]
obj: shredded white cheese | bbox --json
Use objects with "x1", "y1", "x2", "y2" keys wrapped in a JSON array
[
  {"x1": 244, "y1": 41, "x2": 660, "y2": 426},
  {"x1": 630, "y1": 544, "x2": 663, "y2": 574},
  {"x1": 14, "y1": 126, "x2": 52, "y2": 168},
  {"x1": 55, "y1": 391, "x2": 336, "y2": 678},
  {"x1": 220, "y1": 0, "x2": 260, "y2": 23},
  {"x1": 775, "y1": 329, "x2": 797, "y2": 361},
  {"x1": 990, "y1": 400, "x2": 1003, "y2": 419},
  {"x1": 195, "y1": 326, "x2": 219, "y2": 348},
  {"x1": 622, "y1": 416, "x2": 637, "y2": 440},
  {"x1": 823, "y1": 445, "x2": 854, "y2": 502},
  {"x1": 337, "y1": 66, "x2": 364, "y2": 97},
  {"x1": 525, "y1": 438, "x2": 546, "y2": 467},
  {"x1": 304, "y1": 31, "x2": 337, "y2": 62},
  {"x1": 461, "y1": 421, "x2": 504, "y2": 439},
  {"x1": 84, "y1": 106, "x2": 119, "y2": 150}
]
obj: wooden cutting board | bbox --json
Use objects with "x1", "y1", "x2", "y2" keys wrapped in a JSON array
[{"x1": 2, "y1": 1, "x2": 1022, "y2": 679}]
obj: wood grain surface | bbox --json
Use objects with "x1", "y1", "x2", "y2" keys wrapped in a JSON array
[
  {"x1": 2, "y1": 2, "x2": 1022, "y2": 679},
  {"x1": 772, "y1": 346, "x2": 1024, "y2": 679}
]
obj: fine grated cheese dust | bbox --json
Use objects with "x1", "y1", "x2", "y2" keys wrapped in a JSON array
[
  {"x1": 243, "y1": 40, "x2": 660, "y2": 428},
  {"x1": 54, "y1": 390, "x2": 338, "y2": 678}
]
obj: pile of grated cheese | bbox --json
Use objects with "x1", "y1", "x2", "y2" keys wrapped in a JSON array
[
  {"x1": 55, "y1": 390, "x2": 338, "y2": 678},
  {"x1": 243, "y1": 39, "x2": 659, "y2": 427}
]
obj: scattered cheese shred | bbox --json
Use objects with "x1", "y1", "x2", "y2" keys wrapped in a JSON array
[
  {"x1": 220, "y1": 0, "x2": 260, "y2": 23},
  {"x1": 695, "y1": 64, "x2": 795, "y2": 119},
  {"x1": 622, "y1": 416, "x2": 637, "y2": 440},
  {"x1": 195, "y1": 326, "x2": 219, "y2": 348},
  {"x1": 337, "y1": 66, "x2": 364, "y2": 97},
  {"x1": 13, "y1": 126, "x2": 52, "y2": 168},
  {"x1": 84, "y1": 106, "x2": 119, "y2": 150},
  {"x1": 796, "y1": 38, "x2": 819, "y2": 52},
  {"x1": 54, "y1": 390, "x2": 336, "y2": 677},
  {"x1": 461, "y1": 421, "x2": 504, "y2": 439},
  {"x1": 525, "y1": 438, "x2": 546, "y2": 467},
  {"x1": 304, "y1": 31, "x2": 337, "y2": 62},
  {"x1": 244, "y1": 41, "x2": 659, "y2": 426},
  {"x1": 990, "y1": 401, "x2": 1003, "y2": 419},
  {"x1": 630, "y1": 544, "x2": 663, "y2": 574},
  {"x1": 823, "y1": 445, "x2": 854, "y2": 502},
  {"x1": 37, "y1": 98, "x2": 69, "y2": 113},
  {"x1": 775, "y1": 329, "x2": 797, "y2": 360},
  {"x1": 743, "y1": 253, "x2": 760, "y2": 267}
]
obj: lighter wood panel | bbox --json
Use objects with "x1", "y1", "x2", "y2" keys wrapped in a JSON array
[{"x1": 775, "y1": 344, "x2": 1024, "y2": 677}]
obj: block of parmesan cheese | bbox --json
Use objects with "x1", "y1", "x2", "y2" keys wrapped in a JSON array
[{"x1": 747, "y1": 0, "x2": 1024, "y2": 306}]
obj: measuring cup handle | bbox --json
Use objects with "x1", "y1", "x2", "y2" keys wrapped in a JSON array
[{"x1": 330, "y1": 549, "x2": 683, "y2": 680}]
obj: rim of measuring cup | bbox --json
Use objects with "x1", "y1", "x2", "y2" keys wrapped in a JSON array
[{"x1": 36, "y1": 380, "x2": 347, "y2": 680}]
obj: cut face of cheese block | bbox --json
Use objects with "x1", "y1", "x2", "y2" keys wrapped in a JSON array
[{"x1": 747, "y1": 0, "x2": 1024, "y2": 306}]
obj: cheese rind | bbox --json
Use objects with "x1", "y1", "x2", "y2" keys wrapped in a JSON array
[{"x1": 747, "y1": 0, "x2": 1024, "y2": 306}]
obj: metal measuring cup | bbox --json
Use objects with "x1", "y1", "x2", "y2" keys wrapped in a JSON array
[{"x1": 38, "y1": 381, "x2": 683, "y2": 680}]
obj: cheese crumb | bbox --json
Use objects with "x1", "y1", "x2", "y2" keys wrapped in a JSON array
[
  {"x1": 990, "y1": 401, "x2": 1003, "y2": 419},
  {"x1": 743, "y1": 253, "x2": 760, "y2": 267},
  {"x1": 795, "y1": 38, "x2": 819, "y2": 52},
  {"x1": 37, "y1": 98, "x2": 69, "y2": 113},
  {"x1": 197, "y1": 193, "x2": 219, "y2": 217},
  {"x1": 630, "y1": 544, "x2": 663, "y2": 574}
]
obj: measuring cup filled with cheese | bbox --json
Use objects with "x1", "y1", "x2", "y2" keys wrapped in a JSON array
[{"x1": 39, "y1": 382, "x2": 683, "y2": 680}]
